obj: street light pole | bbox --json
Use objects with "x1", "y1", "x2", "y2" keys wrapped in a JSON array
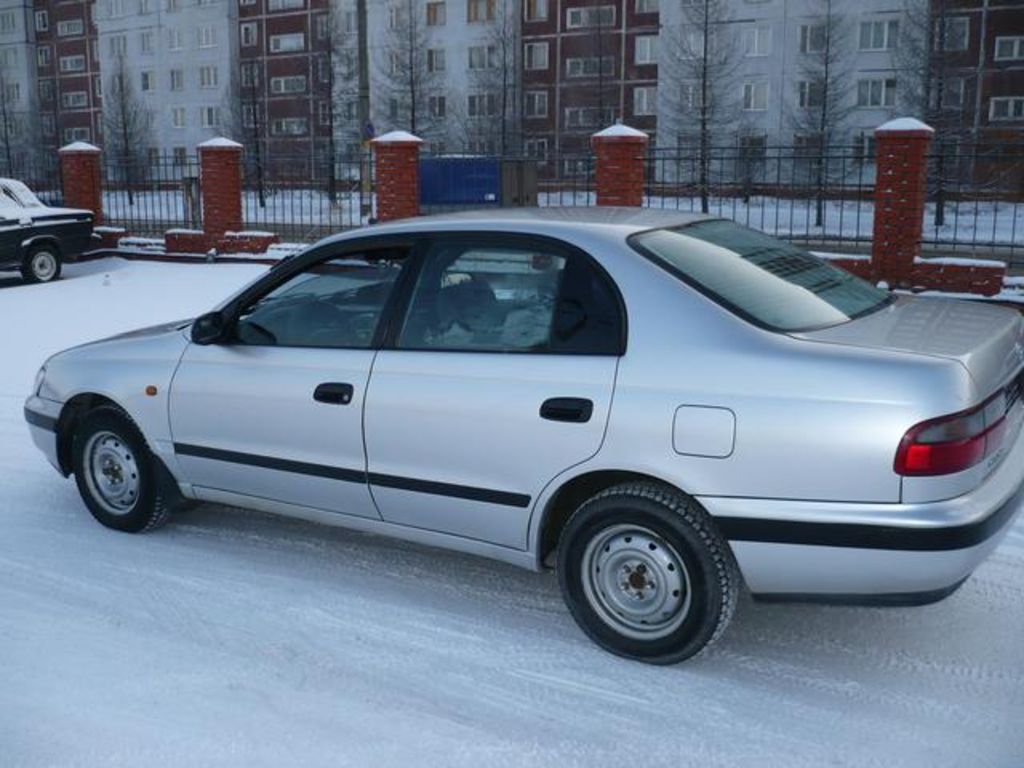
[{"x1": 357, "y1": 0, "x2": 372, "y2": 218}]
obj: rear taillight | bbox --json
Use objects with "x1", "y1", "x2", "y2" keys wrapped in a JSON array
[{"x1": 895, "y1": 391, "x2": 1008, "y2": 476}]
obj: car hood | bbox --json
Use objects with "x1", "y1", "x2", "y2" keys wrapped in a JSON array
[{"x1": 796, "y1": 296, "x2": 1024, "y2": 399}]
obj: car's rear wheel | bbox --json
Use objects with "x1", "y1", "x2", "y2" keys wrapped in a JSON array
[
  {"x1": 557, "y1": 482, "x2": 740, "y2": 664},
  {"x1": 72, "y1": 406, "x2": 171, "y2": 533},
  {"x1": 21, "y1": 244, "x2": 62, "y2": 284}
]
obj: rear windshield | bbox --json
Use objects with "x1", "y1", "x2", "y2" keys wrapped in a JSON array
[{"x1": 630, "y1": 220, "x2": 891, "y2": 332}]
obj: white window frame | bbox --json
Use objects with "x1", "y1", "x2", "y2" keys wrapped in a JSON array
[
  {"x1": 524, "y1": 90, "x2": 548, "y2": 118},
  {"x1": 524, "y1": 42, "x2": 548, "y2": 70},
  {"x1": 743, "y1": 25, "x2": 771, "y2": 57},
  {"x1": 633, "y1": 85, "x2": 657, "y2": 116},
  {"x1": 994, "y1": 36, "x2": 1024, "y2": 62},
  {"x1": 989, "y1": 96, "x2": 1024, "y2": 122},
  {"x1": 524, "y1": 0, "x2": 548, "y2": 21},
  {"x1": 566, "y1": 5, "x2": 614, "y2": 29},
  {"x1": 199, "y1": 65, "x2": 219, "y2": 89},
  {"x1": 269, "y1": 32, "x2": 305, "y2": 53},
  {"x1": 742, "y1": 81, "x2": 768, "y2": 111},
  {"x1": 34, "y1": 10, "x2": 48, "y2": 32},
  {"x1": 59, "y1": 55, "x2": 85, "y2": 73},
  {"x1": 635, "y1": 35, "x2": 658, "y2": 65},
  {"x1": 241, "y1": 22, "x2": 257, "y2": 47},
  {"x1": 859, "y1": 19, "x2": 899, "y2": 52},
  {"x1": 270, "y1": 75, "x2": 306, "y2": 94},
  {"x1": 57, "y1": 19, "x2": 85, "y2": 37}
]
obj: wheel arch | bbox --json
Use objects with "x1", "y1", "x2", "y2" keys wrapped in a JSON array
[
  {"x1": 22, "y1": 234, "x2": 63, "y2": 255},
  {"x1": 535, "y1": 469, "x2": 703, "y2": 569}
]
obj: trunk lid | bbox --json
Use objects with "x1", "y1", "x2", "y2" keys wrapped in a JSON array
[{"x1": 796, "y1": 296, "x2": 1024, "y2": 399}]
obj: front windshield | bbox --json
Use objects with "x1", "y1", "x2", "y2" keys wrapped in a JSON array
[{"x1": 630, "y1": 220, "x2": 891, "y2": 332}]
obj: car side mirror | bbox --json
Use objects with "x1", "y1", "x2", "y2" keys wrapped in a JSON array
[{"x1": 191, "y1": 311, "x2": 229, "y2": 345}]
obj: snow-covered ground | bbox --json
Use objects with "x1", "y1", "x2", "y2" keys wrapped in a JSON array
[{"x1": 1, "y1": 259, "x2": 1022, "y2": 767}]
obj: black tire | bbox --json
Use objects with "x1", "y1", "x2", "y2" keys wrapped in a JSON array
[
  {"x1": 71, "y1": 406, "x2": 171, "y2": 533},
  {"x1": 557, "y1": 482, "x2": 740, "y2": 664},
  {"x1": 21, "y1": 243, "x2": 62, "y2": 284}
]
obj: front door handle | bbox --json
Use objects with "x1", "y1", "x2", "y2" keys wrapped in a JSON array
[
  {"x1": 313, "y1": 382, "x2": 354, "y2": 405},
  {"x1": 540, "y1": 397, "x2": 593, "y2": 424}
]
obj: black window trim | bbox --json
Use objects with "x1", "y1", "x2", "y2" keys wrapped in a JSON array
[
  {"x1": 626, "y1": 220, "x2": 894, "y2": 335},
  {"x1": 378, "y1": 230, "x2": 628, "y2": 357}
]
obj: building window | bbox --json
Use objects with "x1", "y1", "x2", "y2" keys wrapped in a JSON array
[
  {"x1": 200, "y1": 65, "x2": 219, "y2": 89},
  {"x1": 37, "y1": 47, "x2": 51, "y2": 68},
  {"x1": 859, "y1": 19, "x2": 899, "y2": 51},
  {"x1": 61, "y1": 91, "x2": 88, "y2": 109},
  {"x1": 171, "y1": 107, "x2": 186, "y2": 128},
  {"x1": 564, "y1": 106, "x2": 614, "y2": 129},
  {"x1": 524, "y1": 90, "x2": 547, "y2": 117},
  {"x1": 427, "y1": 1, "x2": 446, "y2": 26},
  {"x1": 566, "y1": 5, "x2": 614, "y2": 28},
  {"x1": 168, "y1": 29, "x2": 183, "y2": 51},
  {"x1": 200, "y1": 106, "x2": 220, "y2": 128},
  {"x1": 59, "y1": 55, "x2": 86, "y2": 73},
  {"x1": 994, "y1": 36, "x2": 1024, "y2": 62},
  {"x1": 523, "y1": 138, "x2": 547, "y2": 158},
  {"x1": 633, "y1": 85, "x2": 657, "y2": 116},
  {"x1": 429, "y1": 95, "x2": 446, "y2": 117},
  {"x1": 57, "y1": 19, "x2": 85, "y2": 37},
  {"x1": 241, "y1": 22, "x2": 257, "y2": 47},
  {"x1": 140, "y1": 71, "x2": 153, "y2": 92},
  {"x1": 856, "y1": 78, "x2": 896, "y2": 107},
  {"x1": 524, "y1": 0, "x2": 547, "y2": 21},
  {"x1": 110, "y1": 0, "x2": 128, "y2": 17},
  {"x1": 198, "y1": 26, "x2": 217, "y2": 49},
  {"x1": 742, "y1": 81, "x2": 768, "y2": 111},
  {"x1": 109, "y1": 35, "x2": 127, "y2": 57},
  {"x1": 268, "y1": 0, "x2": 305, "y2": 10},
  {"x1": 930, "y1": 77, "x2": 966, "y2": 110},
  {"x1": 0, "y1": 11, "x2": 14, "y2": 33},
  {"x1": 797, "y1": 79, "x2": 824, "y2": 109},
  {"x1": 636, "y1": 0, "x2": 657, "y2": 11},
  {"x1": 524, "y1": 42, "x2": 548, "y2": 70},
  {"x1": 141, "y1": 0, "x2": 153, "y2": 13},
  {"x1": 318, "y1": 102, "x2": 331, "y2": 126},
  {"x1": 34, "y1": 10, "x2": 48, "y2": 32},
  {"x1": 743, "y1": 25, "x2": 771, "y2": 57},
  {"x1": 468, "y1": 45, "x2": 497, "y2": 70},
  {"x1": 635, "y1": 35, "x2": 658, "y2": 65},
  {"x1": 467, "y1": 0, "x2": 496, "y2": 23},
  {"x1": 170, "y1": 69, "x2": 184, "y2": 91},
  {"x1": 798, "y1": 24, "x2": 825, "y2": 54},
  {"x1": 937, "y1": 17, "x2": 969, "y2": 52},
  {"x1": 565, "y1": 56, "x2": 614, "y2": 78},
  {"x1": 240, "y1": 64, "x2": 258, "y2": 88},
  {"x1": 427, "y1": 48, "x2": 446, "y2": 73},
  {"x1": 64, "y1": 127, "x2": 91, "y2": 143},
  {"x1": 270, "y1": 33, "x2": 305, "y2": 53},
  {"x1": 140, "y1": 31, "x2": 154, "y2": 54},
  {"x1": 270, "y1": 75, "x2": 306, "y2": 94},
  {"x1": 990, "y1": 96, "x2": 1024, "y2": 121},
  {"x1": 272, "y1": 117, "x2": 308, "y2": 136},
  {"x1": 39, "y1": 80, "x2": 55, "y2": 101},
  {"x1": 95, "y1": 75, "x2": 103, "y2": 96},
  {"x1": 467, "y1": 93, "x2": 497, "y2": 117}
]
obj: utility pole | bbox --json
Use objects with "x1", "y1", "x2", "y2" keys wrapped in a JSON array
[{"x1": 357, "y1": 0, "x2": 372, "y2": 217}]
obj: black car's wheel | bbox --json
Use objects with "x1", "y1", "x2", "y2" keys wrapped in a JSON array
[
  {"x1": 21, "y1": 243, "x2": 62, "y2": 284},
  {"x1": 72, "y1": 406, "x2": 171, "y2": 533},
  {"x1": 557, "y1": 482, "x2": 740, "y2": 664}
]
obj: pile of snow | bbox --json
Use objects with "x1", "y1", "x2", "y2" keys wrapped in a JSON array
[{"x1": 0, "y1": 259, "x2": 1020, "y2": 766}]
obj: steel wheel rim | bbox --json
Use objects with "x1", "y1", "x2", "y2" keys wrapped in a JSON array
[
  {"x1": 83, "y1": 430, "x2": 140, "y2": 515},
  {"x1": 31, "y1": 251, "x2": 57, "y2": 281},
  {"x1": 581, "y1": 524, "x2": 692, "y2": 641}
]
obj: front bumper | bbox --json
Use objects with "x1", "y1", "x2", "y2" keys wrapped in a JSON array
[
  {"x1": 24, "y1": 395, "x2": 63, "y2": 473},
  {"x1": 700, "y1": 423, "x2": 1024, "y2": 602}
]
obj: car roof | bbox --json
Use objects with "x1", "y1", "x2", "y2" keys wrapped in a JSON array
[{"x1": 322, "y1": 207, "x2": 714, "y2": 246}]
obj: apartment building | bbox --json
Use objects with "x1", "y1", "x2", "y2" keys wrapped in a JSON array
[
  {"x1": 0, "y1": 0, "x2": 37, "y2": 161},
  {"x1": 93, "y1": 0, "x2": 237, "y2": 162},
  {"x1": 521, "y1": 0, "x2": 660, "y2": 156}
]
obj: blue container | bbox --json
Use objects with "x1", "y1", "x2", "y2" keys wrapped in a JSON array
[{"x1": 419, "y1": 157, "x2": 501, "y2": 206}]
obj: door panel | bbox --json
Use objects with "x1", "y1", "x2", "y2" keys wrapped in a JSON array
[
  {"x1": 364, "y1": 352, "x2": 617, "y2": 547},
  {"x1": 171, "y1": 345, "x2": 377, "y2": 518}
]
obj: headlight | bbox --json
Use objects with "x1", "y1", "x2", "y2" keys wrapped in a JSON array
[{"x1": 33, "y1": 366, "x2": 46, "y2": 396}]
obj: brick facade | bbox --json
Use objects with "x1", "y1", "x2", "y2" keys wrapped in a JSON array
[
  {"x1": 592, "y1": 123, "x2": 648, "y2": 207},
  {"x1": 198, "y1": 138, "x2": 244, "y2": 237},
  {"x1": 372, "y1": 131, "x2": 422, "y2": 222},
  {"x1": 58, "y1": 141, "x2": 103, "y2": 225}
]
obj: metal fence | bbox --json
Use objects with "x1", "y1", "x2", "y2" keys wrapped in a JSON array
[
  {"x1": 103, "y1": 154, "x2": 202, "y2": 238},
  {"x1": 0, "y1": 156, "x2": 63, "y2": 207}
]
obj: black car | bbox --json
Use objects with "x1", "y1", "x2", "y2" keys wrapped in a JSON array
[{"x1": 0, "y1": 178, "x2": 94, "y2": 283}]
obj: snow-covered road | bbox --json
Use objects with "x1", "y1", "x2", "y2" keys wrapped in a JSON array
[{"x1": 2, "y1": 260, "x2": 1022, "y2": 767}]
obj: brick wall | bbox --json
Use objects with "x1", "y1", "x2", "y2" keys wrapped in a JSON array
[
  {"x1": 198, "y1": 139, "x2": 244, "y2": 237},
  {"x1": 592, "y1": 124, "x2": 648, "y2": 207},
  {"x1": 372, "y1": 131, "x2": 423, "y2": 222},
  {"x1": 59, "y1": 142, "x2": 103, "y2": 225}
]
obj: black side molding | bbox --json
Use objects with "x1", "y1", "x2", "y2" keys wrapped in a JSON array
[
  {"x1": 752, "y1": 577, "x2": 968, "y2": 607},
  {"x1": 24, "y1": 407, "x2": 57, "y2": 432}
]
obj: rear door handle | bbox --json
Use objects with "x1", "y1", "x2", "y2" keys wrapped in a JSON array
[
  {"x1": 540, "y1": 397, "x2": 593, "y2": 423},
  {"x1": 313, "y1": 382, "x2": 354, "y2": 405}
]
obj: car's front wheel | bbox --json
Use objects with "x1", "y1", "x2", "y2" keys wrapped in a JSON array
[
  {"x1": 21, "y1": 244, "x2": 62, "y2": 284},
  {"x1": 72, "y1": 406, "x2": 171, "y2": 533},
  {"x1": 557, "y1": 483, "x2": 740, "y2": 664}
]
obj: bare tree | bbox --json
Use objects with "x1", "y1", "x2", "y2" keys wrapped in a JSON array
[
  {"x1": 379, "y1": 0, "x2": 434, "y2": 137},
  {"x1": 0, "y1": 63, "x2": 16, "y2": 172},
  {"x1": 227, "y1": 59, "x2": 267, "y2": 208},
  {"x1": 466, "y1": 0, "x2": 521, "y2": 155},
  {"x1": 318, "y1": 4, "x2": 362, "y2": 201},
  {"x1": 103, "y1": 54, "x2": 153, "y2": 205},
  {"x1": 789, "y1": 0, "x2": 853, "y2": 226},
  {"x1": 661, "y1": 0, "x2": 740, "y2": 213}
]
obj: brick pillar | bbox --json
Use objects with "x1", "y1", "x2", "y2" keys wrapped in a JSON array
[
  {"x1": 198, "y1": 137, "x2": 243, "y2": 238},
  {"x1": 58, "y1": 142, "x2": 103, "y2": 225},
  {"x1": 591, "y1": 122, "x2": 649, "y2": 207},
  {"x1": 871, "y1": 118, "x2": 934, "y2": 287},
  {"x1": 372, "y1": 130, "x2": 423, "y2": 222}
]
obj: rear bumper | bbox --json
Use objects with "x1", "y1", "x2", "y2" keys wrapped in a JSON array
[
  {"x1": 24, "y1": 395, "x2": 63, "y2": 473},
  {"x1": 699, "y1": 426, "x2": 1024, "y2": 602}
]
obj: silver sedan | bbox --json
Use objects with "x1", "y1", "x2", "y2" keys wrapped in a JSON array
[{"x1": 24, "y1": 208, "x2": 1024, "y2": 663}]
